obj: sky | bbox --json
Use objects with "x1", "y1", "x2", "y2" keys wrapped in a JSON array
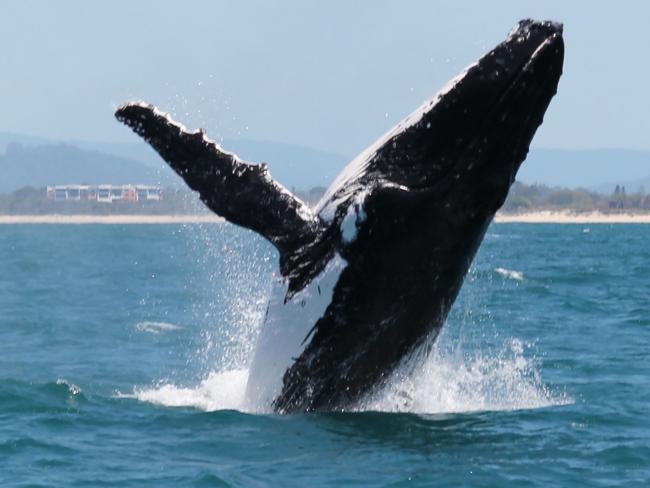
[{"x1": 1, "y1": 1, "x2": 649, "y2": 181}]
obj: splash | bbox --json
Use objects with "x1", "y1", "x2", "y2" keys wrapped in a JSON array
[
  {"x1": 125, "y1": 334, "x2": 570, "y2": 414},
  {"x1": 183, "y1": 224, "x2": 272, "y2": 374},
  {"x1": 123, "y1": 224, "x2": 568, "y2": 415},
  {"x1": 120, "y1": 370, "x2": 249, "y2": 412},
  {"x1": 359, "y1": 338, "x2": 570, "y2": 413}
]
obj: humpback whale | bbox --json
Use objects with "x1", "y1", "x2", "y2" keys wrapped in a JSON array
[{"x1": 116, "y1": 19, "x2": 564, "y2": 413}]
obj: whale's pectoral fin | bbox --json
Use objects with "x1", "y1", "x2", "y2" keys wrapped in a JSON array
[{"x1": 115, "y1": 102, "x2": 324, "y2": 271}]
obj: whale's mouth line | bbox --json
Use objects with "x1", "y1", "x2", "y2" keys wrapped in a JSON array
[
  {"x1": 525, "y1": 32, "x2": 563, "y2": 72},
  {"x1": 485, "y1": 29, "x2": 563, "y2": 125},
  {"x1": 524, "y1": 32, "x2": 562, "y2": 63}
]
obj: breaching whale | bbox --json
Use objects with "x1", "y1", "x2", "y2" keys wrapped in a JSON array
[{"x1": 116, "y1": 19, "x2": 564, "y2": 413}]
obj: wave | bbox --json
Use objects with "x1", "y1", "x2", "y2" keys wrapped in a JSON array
[
  {"x1": 494, "y1": 267, "x2": 524, "y2": 281},
  {"x1": 0, "y1": 378, "x2": 86, "y2": 413},
  {"x1": 55, "y1": 378, "x2": 82, "y2": 397},
  {"x1": 135, "y1": 321, "x2": 184, "y2": 334}
]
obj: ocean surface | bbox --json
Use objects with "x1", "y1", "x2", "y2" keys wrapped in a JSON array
[{"x1": 1, "y1": 223, "x2": 648, "y2": 486}]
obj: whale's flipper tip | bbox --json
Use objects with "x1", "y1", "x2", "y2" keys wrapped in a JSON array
[{"x1": 115, "y1": 101, "x2": 325, "y2": 278}]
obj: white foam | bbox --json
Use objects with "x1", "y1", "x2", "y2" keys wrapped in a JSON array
[
  {"x1": 494, "y1": 267, "x2": 524, "y2": 281},
  {"x1": 135, "y1": 321, "x2": 184, "y2": 334},
  {"x1": 124, "y1": 334, "x2": 569, "y2": 415},
  {"x1": 122, "y1": 225, "x2": 567, "y2": 416},
  {"x1": 359, "y1": 338, "x2": 571, "y2": 414},
  {"x1": 56, "y1": 378, "x2": 82, "y2": 396},
  {"x1": 119, "y1": 369, "x2": 250, "y2": 412}
]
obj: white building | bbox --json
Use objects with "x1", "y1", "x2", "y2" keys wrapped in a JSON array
[{"x1": 46, "y1": 184, "x2": 163, "y2": 203}]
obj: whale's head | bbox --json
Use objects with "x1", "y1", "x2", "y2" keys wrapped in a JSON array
[
  {"x1": 320, "y1": 19, "x2": 564, "y2": 225},
  {"x1": 409, "y1": 18, "x2": 564, "y2": 214}
]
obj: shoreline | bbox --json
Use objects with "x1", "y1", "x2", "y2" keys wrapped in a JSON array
[
  {"x1": 1, "y1": 211, "x2": 650, "y2": 224},
  {"x1": 494, "y1": 210, "x2": 650, "y2": 224}
]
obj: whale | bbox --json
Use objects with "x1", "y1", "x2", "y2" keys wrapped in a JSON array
[{"x1": 115, "y1": 19, "x2": 564, "y2": 413}]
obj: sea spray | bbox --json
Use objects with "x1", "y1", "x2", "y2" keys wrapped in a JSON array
[
  {"x1": 124, "y1": 226, "x2": 568, "y2": 414},
  {"x1": 126, "y1": 329, "x2": 570, "y2": 414},
  {"x1": 182, "y1": 223, "x2": 274, "y2": 374},
  {"x1": 358, "y1": 334, "x2": 570, "y2": 413}
]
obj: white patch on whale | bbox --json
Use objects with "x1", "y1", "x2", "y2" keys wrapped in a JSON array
[
  {"x1": 340, "y1": 199, "x2": 368, "y2": 244},
  {"x1": 244, "y1": 254, "x2": 347, "y2": 411}
]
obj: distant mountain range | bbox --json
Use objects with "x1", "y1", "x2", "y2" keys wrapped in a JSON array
[
  {"x1": 1, "y1": 131, "x2": 648, "y2": 194},
  {"x1": 0, "y1": 143, "x2": 175, "y2": 194},
  {"x1": 0, "y1": 132, "x2": 347, "y2": 193}
]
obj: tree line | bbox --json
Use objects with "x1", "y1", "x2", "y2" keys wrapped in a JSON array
[
  {"x1": 502, "y1": 182, "x2": 650, "y2": 212},
  {"x1": 2, "y1": 183, "x2": 650, "y2": 215}
]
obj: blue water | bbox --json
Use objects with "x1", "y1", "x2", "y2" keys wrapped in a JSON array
[{"x1": 1, "y1": 223, "x2": 649, "y2": 486}]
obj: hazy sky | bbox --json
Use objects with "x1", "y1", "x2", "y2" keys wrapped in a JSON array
[{"x1": 1, "y1": 1, "x2": 649, "y2": 164}]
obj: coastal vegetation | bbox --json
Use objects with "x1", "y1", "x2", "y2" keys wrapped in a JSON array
[
  {"x1": 502, "y1": 182, "x2": 650, "y2": 213},
  {"x1": 1, "y1": 182, "x2": 650, "y2": 215}
]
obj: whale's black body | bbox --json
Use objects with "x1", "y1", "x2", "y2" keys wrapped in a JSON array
[{"x1": 116, "y1": 19, "x2": 564, "y2": 412}]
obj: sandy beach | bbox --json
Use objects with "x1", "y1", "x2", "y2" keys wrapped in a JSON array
[{"x1": 494, "y1": 210, "x2": 650, "y2": 224}]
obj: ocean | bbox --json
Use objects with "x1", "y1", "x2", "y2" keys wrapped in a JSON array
[{"x1": 1, "y1": 223, "x2": 648, "y2": 486}]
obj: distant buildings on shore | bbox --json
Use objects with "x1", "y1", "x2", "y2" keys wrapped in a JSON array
[{"x1": 46, "y1": 184, "x2": 163, "y2": 203}]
